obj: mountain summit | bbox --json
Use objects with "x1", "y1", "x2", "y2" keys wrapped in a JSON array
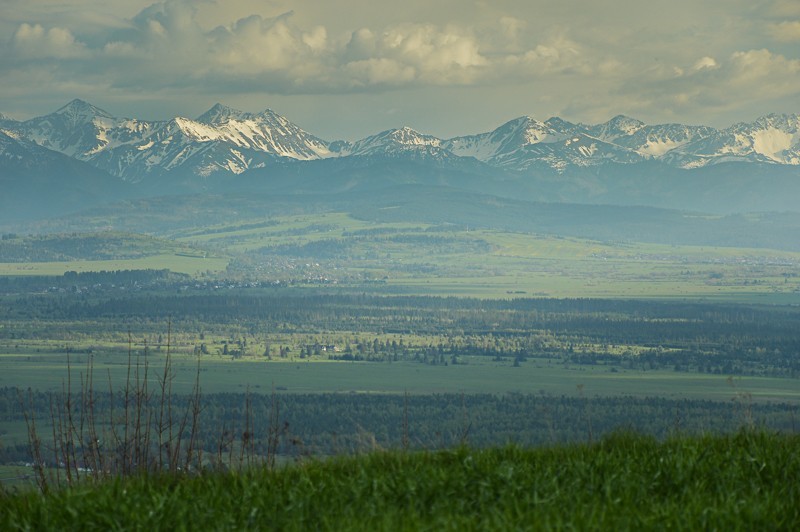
[
  {"x1": 3, "y1": 100, "x2": 799, "y2": 184},
  {"x1": 5, "y1": 100, "x2": 334, "y2": 182},
  {"x1": 197, "y1": 103, "x2": 253, "y2": 124},
  {"x1": 2, "y1": 100, "x2": 799, "y2": 218}
]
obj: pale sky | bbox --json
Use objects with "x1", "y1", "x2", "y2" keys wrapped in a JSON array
[{"x1": 1, "y1": 0, "x2": 799, "y2": 140}]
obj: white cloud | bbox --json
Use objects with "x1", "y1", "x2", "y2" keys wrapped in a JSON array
[
  {"x1": 499, "y1": 16, "x2": 526, "y2": 40},
  {"x1": 367, "y1": 24, "x2": 488, "y2": 84},
  {"x1": 770, "y1": 20, "x2": 800, "y2": 42},
  {"x1": 344, "y1": 28, "x2": 377, "y2": 61},
  {"x1": 727, "y1": 48, "x2": 800, "y2": 95},
  {"x1": 344, "y1": 58, "x2": 416, "y2": 86},
  {"x1": 210, "y1": 14, "x2": 311, "y2": 73},
  {"x1": 102, "y1": 41, "x2": 141, "y2": 58},
  {"x1": 500, "y1": 33, "x2": 588, "y2": 78},
  {"x1": 612, "y1": 48, "x2": 800, "y2": 122},
  {"x1": 302, "y1": 26, "x2": 327, "y2": 52},
  {"x1": 692, "y1": 56, "x2": 719, "y2": 72},
  {"x1": 1, "y1": 0, "x2": 799, "y2": 136},
  {"x1": 12, "y1": 23, "x2": 88, "y2": 58},
  {"x1": 3, "y1": 1, "x2": 584, "y2": 93}
]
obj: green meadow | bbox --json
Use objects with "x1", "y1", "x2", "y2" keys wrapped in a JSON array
[
  {"x1": 1, "y1": 350, "x2": 797, "y2": 401},
  {"x1": 3, "y1": 433, "x2": 799, "y2": 530},
  {"x1": 0, "y1": 254, "x2": 228, "y2": 277},
  {"x1": 3, "y1": 212, "x2": 799, "y2": 300}
]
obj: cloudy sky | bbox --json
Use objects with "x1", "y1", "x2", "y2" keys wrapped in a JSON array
[{"x1": 1, "y1": 0, "x2": 799, "y2": 140}]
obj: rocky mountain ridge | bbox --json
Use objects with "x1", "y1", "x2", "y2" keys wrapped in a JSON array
[{"x1": 2, "y1": 100, "x2": 798, "y2": 183}]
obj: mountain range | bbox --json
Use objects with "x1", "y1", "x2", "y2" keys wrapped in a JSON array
[{"x1": 1, "y1": 99, "x2": 799, "y2": 222}]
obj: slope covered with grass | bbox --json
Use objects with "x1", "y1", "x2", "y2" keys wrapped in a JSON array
[{"x1": 2, "y1": 431, "x2": 799, "y2": 530}]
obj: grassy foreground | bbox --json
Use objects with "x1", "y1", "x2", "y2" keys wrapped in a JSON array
[{"x1": 2, "y1": 431, "x2": 798, "y2": 530}]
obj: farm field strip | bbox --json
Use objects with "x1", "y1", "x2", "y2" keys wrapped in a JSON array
[
  {"x1": 0, "y1": 254, "x2": 229, "y2": 277},
  {"x1": 1, "y1": 351, "x2": 797, "y2": 403},
  {"x1": 386, "y1": 275, "x2": 800, "y2": 300},
  {"x1": 1, "y1": 212, "x2": 799, "y2": 301}
]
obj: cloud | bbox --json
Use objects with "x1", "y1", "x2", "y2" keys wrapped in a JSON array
[
  {"x1": 2, "y1": 0, "x2": 798, "y2": 134},
  {"x1": 302, "y1": 25, "x2": 327, "y2": 52},
  {"x1": 344, "y1": 58, "x2": 416, "y2": 87},
  {"x1": 1, "y1": 0, "x2": 597, "y2": 95},
  {"x1": 130, "y1": 0, "x2": 205, "y2": 35},
  {"x1": 499, "y1": 16, "x2": 526, "y2": 42},
  {"x1": 767, "y1": 0, "x2": 800, "y2": 17},
  {"x1": 727, "y1": 48, "x2": 800, "y2": 96},
  {"x1": 692, "y1": 56, "x2": 719, "y2": 72},
  {"x1": 498, "y1": 32, "x2": 589, "y2": 81},
  {"x1": 612, "y1": 48, "x2": 800, "y2": 120},
  {"x1": 770, "y1": 20, "x2": 800, "y2": 42},
  {"x1": 11, "y1": 23, "x2": 88, "y2": 58},
  {"x1": 361, "y1": 24, "x2": 488, "y2": 84},
  {"x1": 344, "y1": 28, "x2": 376, "y2": 61},
  {"x1": 210, "y1": 13, "x2": 313, "y2": 73}
]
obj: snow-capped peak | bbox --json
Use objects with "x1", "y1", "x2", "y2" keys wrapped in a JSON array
[
  {"x1": 746, "y1": 114, "x2": 800, "y2": 163},
  {"x1": 741, "y1": 113, "x2": 799, "y2": 131},
  {"x1": 256, "y1": 107, "x2": 282, "y2": 119},
  {"x1": 6, "y1": 100, "x2": 800, "y2": 184},
  {"x1": 654, "y1": 113, "x2": 800, "y2": 168},
  {"x1": 387, "y1": 126, "x2": 440, "y2": 144},
  {"x1": 443, "y1": 116, "x2": 548, "y2": 161},
  {"x1": 197, "y1": 103, "x2": 253, "y2": 124},
  {"x1": 544, "y1": 116, "x2": 580, "y2": 133},
  {"x1": 589, "y1": 115, "x2": 646, "y2": 141},
  {"x1": 495, "y1": 116, "x2": 567, "y2": 145},
  {"x1": 339, "y1": 126, "x2": 444, "y2": 157},
  {"x1": 169, "y1": 116, "x2": 223, "y2": 141},
  {"x1": 609, "y1": 114, "x2": 645, "y2": 130},
  {"x1": 54, "y1": 99, "x2": 114, "y2": 124}
]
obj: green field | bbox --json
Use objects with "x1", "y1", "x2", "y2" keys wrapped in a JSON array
[
  {"x1": 1, "y1": 350, "x2": 796, "y2": 402},
  {"x1": 3, "y1": 212, "x2": 799, "y2": 300},
  {"x1": 0, "y1": 254, "x2": 228, "y2": 277},
  {"x1": 0, "y1": 466, "x2": 38, "y2": 490},
  {"x1": 184, "y1": 213, "x2": 800, "y2": 297},
  {"x1": 4, "y1": 345, "x2": 797, "y2": 452}
]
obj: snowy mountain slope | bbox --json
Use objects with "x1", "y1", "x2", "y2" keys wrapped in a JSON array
[
  {"x1": 494, "y1": 133, "x2": 645, "y2": 172},
  {"x1": 0, "y1": 129, "x2": 49, "y2": 163},
  {"x1": 6, "y1": 100, "x2": 333, "y2": 183},
  {"x1": 14, "y1": 99, "x2": 158, "y2": 160},
  {"x1": 335, "y1": 126, "x2": 452, "y2": 160},
  {"x1": 3, "y1": 100, "x2": 799, "y2": 188},
  {"x1": 443, "y1": 113, "x2": 799, "y2": 172},
  {"x1": 621, "y1": 124, "x2": 718, "y2": 158},
  {"x1": 444, "y1": 116, "x2": 570, "y2": 161},
  {"x1": 444, "y1": 116, "x2": 644, "y2": 172},
  {"x1": 194, "y1": 104, "x2": 331, "y2": 160},
  {"x1": 663, "y1": 114, "x2": 800, "y2": 168},
  {"x1": 586, "y1": 116, "x2": 716, "y2": 157},
  {"x1": 90, "y1": 117, "x2": 286, "y2": 183},
  {"x1": 0, "y1": 113, "x2": 19, "y2": 129},
  {"x1": 586, "y1": 115, "x2": 646, "y2": 142}
]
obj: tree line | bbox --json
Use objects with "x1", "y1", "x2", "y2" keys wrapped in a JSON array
[{"x1": 2, "y1": 386, "x2": 796, "y2": 464}]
